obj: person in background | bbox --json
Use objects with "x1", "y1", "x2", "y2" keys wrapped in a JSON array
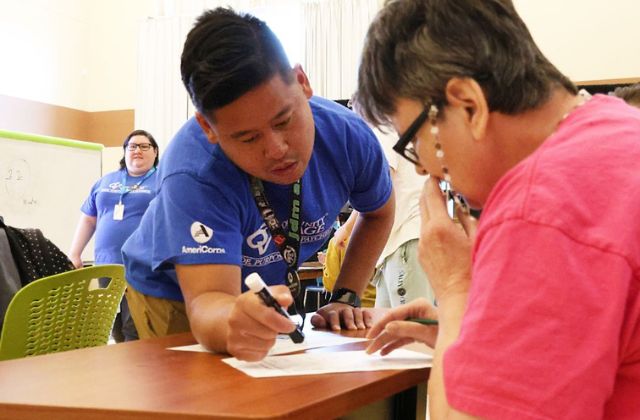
[
  {"x1": 333, "y1": 126, "x2": 434, "y2": 307},
  {"x1": 611, "y1": 83, "x2": 640, "y2": 108},
  {"x1": 321, "y1": 232, "x2": 376, "y2": 308},
  {"x1": 121, "y1": 7, "x2": 394, "y2": 362},
  {"x1": 355, "y1": 0, "x2": 640, "y2": 419},
  {"x1": 69, "y1": 129, "x2": 159, "y2": 342}
]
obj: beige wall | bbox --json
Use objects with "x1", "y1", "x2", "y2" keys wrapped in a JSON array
[
  {"x1": 87, "y1": 0, "x2": 157, "y2": 112},
  {"x1": 0, "y1": 0, "x2": 638, "y2": 145},
  {"x1": 102, "y1": 146, "x2": 125, "y2": 176},
  {"x1": 514, "y1": 0, "x2": 640, "y2": 82},
  {"x1": 0, "y1": 0, "x2": 152, "y2": 145},
  {"x1": 0, "y1": 94, "x2": 133, "y2": 146},
  {"x1": 0, "y1": 0, "x2": 155, "y2": 112},
  {"x1": 0, "y1": 1, "x2": 91, "y2": 110}
]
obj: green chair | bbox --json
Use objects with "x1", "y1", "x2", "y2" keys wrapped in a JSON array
[{"x1": 0, "y1": 264, "x2": 126, "y2": 361}]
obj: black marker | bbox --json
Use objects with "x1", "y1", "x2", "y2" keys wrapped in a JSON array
[{"x1": 244, "y1": 273, "x2": 305, "y2": 344}]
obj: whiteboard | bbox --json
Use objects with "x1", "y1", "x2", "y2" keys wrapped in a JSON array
[
  {"x1": 0, "y1": 130, "x2": 102, "y2": 261},
  {"x1": 102, "y1": 146, "x2": 124, "y2": 176}
]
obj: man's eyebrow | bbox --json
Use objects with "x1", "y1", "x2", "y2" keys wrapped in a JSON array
[{"x1": 228, "y1": 105, "x2": 293, "y2": 139}]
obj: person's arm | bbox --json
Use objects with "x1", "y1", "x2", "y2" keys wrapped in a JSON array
[
  {"x1": 69, "y1": 213, "x2": 97, "y2": 268},
  {"x1": 321, "y1": 237, "x2": 341, "y2": 292},
  {"x1": 366, "y1": 177, "x2": 478, "y2": 419},
  {"x1": 428, "y1": 297, "x2": 478, "y2": 420},
  {"x1": 175, "y1": 263, "x2": 298, "y2": 361},
  {"x1": 334, "y1": 167, "x2": 396, "y2": 250},
  {"x1": 311, "y1": 190, "x2": 395, "y2": 330},
  {"x1": 418, "y1": 177, "x2": 478, "y2": 420},
  {"x1": 335, "y1": 169, "x2": 397, "y2": 251},
  {"x1": 332, "y1": 210, "x2": 356, "y2": 249}
]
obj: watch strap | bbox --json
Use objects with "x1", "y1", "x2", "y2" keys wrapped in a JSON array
[{"x1": 328, "y1": 287, "x2": 361, "y2": 308}]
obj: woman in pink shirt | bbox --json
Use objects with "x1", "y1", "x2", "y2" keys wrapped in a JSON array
[{"x1": 354, "y1": 1, "x2": 640, "y2": 419}]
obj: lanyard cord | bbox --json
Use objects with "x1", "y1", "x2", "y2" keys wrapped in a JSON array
[
  {"x1": 119, "y1": 167, "x2": 156, "y2": 203},
  {"x1": 250, "y1": 176, "x2": 306, "y2": 324}
]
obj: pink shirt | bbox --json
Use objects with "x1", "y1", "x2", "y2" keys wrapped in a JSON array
[{"x1": 444, "y1": 95, "x2": 640, "y2": 419}]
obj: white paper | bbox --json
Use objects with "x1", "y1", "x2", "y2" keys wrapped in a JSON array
[
  {"x1": 168, "y1": 329, "x2": 368, "y2": 356},
  {"x1": 222, "y1": 349, "x2": 432, "y2": 378}
]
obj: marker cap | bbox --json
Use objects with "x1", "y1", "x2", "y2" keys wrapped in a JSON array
[{"x1": 245, "y1": 272, "x2": 266, "y2": 292}]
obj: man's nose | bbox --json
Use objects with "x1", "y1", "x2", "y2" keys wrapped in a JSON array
[{"x1": 264, "y1": 131, "x2": 288, "y2": 160}]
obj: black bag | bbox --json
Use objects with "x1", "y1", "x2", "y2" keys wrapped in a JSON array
[{"x1": 0, "y1": 216, "x2": 74, "y2": 286}]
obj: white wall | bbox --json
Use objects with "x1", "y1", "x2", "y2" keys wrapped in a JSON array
[
  {"x1": 102, "y1": 146, "x2": 124, "y2": 176},
  {"x1": 0, "y1": 0, "x2": 91, "y2": 109},
  {"x1": 0, "y1": 0, "x2": 155, "y2": 112},
  {"x1": 87, "y1": 0, "x2": 156, "y2": 111},
  {"x1": 514, "y1": 0, "x2": 640, "y2": 81},
  {"x1": 0, "y1": 0, "x2": 638, "y2": 115}
]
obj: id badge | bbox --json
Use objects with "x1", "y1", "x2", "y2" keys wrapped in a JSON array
[{"x1": 113, "y1": 203, "x2": 125, "y2": 220}]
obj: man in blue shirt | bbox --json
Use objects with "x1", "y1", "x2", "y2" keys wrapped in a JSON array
[{"x1": 122, "y1": 7, "x2": 394, "y2": 361}]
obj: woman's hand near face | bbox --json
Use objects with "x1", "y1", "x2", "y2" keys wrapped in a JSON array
[{"x1": 418, "y1": 177, "x2": 477, "y2": 302}]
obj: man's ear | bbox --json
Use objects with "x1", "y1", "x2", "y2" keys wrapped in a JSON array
[
  {"x1": 444, "y1": 77, "x2": 488, "y2": 141},
  {"x1": 293, "y1": 64, "x2": 313, "y2": 99},
  {"x1": 195, "y1": 112, "x2": 219, "y2": 145}
]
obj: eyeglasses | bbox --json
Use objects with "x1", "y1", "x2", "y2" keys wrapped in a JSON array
[
  {"x1": 126, "y1": 143, "x2": 153, "y2": 151},
  {"x1": 392, "y1": 105, "x2": 431, "y2": 165}
]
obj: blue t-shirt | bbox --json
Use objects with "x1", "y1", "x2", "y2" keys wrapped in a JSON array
[
  {"x1": 81, "y1": 168, "x2": 158, "y2": 264},
  {"x1": 122, "y1": 96, "x2": 392, "y2": 301}
]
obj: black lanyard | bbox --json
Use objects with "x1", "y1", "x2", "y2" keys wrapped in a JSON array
[{"x1": 250, "y1": 176, "x2": 306, "y2": 323}]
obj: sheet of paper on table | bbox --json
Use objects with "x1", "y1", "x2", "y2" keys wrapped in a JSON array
[
  {"x1": 222, "y1": 348, "x2": 433, "y2": 378},
  {"x1": 168, "y1": 328, "x2": 369, "y2": 356}
]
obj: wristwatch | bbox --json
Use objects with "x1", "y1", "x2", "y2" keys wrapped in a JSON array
[{"x1": 329, "y1": 287, "x2": 361, "y2": 308}]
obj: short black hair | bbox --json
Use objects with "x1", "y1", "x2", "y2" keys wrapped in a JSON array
[
  {"x1": 119, "y1": 129, "x2": 159, "y2": 169},
  {"x1": 181, "y1": 7, "x2": 293, "y2": 118}
]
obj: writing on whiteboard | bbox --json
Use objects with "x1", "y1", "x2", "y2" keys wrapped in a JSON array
[{"x1": 2, "y1": 158, "x2": 35, "y2": 208}]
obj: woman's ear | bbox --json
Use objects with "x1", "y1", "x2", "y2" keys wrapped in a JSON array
[
  {"x1": 195, "y1": 112, "x2": 219, "y2": 145},
  {"x1": 444, "y1": 77, "x2": 488, "y2": 141}
]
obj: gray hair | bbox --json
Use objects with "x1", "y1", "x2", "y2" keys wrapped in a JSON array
[
  {"x1": 611, "y1": 84, "x2": 640, "y2": 108},
  {"x1": 354, "y1": 0, "x2": 577, "y2": 126}
]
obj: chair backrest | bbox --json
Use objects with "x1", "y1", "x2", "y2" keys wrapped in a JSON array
[{"x1": 0, "y1": 264, "x2": 126, "y2": 361}]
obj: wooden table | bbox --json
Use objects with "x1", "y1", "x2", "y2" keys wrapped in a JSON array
[
  {"x1": 0, "y1": 329, "x2": 429, "y2": 419},
  {"x1": 297, "y1": 261, "x2": 324, "y2": 281}
]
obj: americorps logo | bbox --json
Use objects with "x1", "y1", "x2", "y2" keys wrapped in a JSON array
[
  {"x1": 182, "y1": 245, "x2": 226, "y2": 254},
  {"x1": 190, "y1": 221, "x2": 213, "y2": 244},
  {"x1": 183, "y1": 221, "x2": 225, "y2": 255}
]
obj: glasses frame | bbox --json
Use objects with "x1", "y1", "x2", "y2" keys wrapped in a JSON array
[
  {"x1": 392, "y1": 73, "x2": 490, "y2": 164},
  {"x1": 126, "y1": 143, "x2": 153, "y2": 151},
  {"x1": 392, "y1": 105, "x2": 431, "y2": 165}
]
